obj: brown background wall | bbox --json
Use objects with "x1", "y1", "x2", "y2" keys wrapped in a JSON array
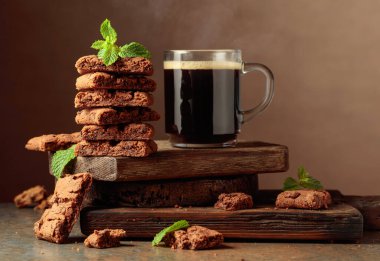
[{"x1": 1, "y1": 0, "x2": 379, "y2": 201}]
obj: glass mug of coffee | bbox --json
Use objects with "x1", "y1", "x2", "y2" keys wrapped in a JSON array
[{"x1": 164, "y1": 49, "x2": 274, "y2": 148}]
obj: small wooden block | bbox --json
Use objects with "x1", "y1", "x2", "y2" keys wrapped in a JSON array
[
  {"x1": 85, "y1": 175, "x2": 258, "y2": 208},
  {"x1": 80, "y1": 203, "x2": 363, "y2": 241},
  {"x1": 49, "y1": 140, "x2": 288, "y2": 182}
]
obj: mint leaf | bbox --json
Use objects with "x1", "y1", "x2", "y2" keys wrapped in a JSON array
[
  {"x1": 299, "y1": 176, "x2": 323, "y2": 190},
  {"x1": 119, "y1": 42, "x2": 151, "y2": 59},
  {"x1": 98, "y1": 44, "x2": 120, "y2": 66},
  {"x1": 91, "y1": 40, "x2": 106, "y2": 50},
  {"x1": 283, "y1": 166, "x2": 324, "y2": 191},
  {"x1": 91, "y1": 19, "x2": 152, "y2": 66},
  {"x1": 297, "y1": 166, "x2": 309, "y2": 180},
  {"x1": 100, "y1": 19, "x2": 117, "y2": 44},
  {"x1": 51, "y1": 145, "x2": 76, "y2": 179},
  {"x1": 283, "y1": 177, "x2": 303, "y2": 191},
  {"x1": 152, "y1": 220, "x2": 189, "y2": 246}
]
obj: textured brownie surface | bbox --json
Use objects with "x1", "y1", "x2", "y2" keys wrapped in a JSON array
[
  {"x1": 75, "y1": 140, "x2": 157, "y2": 157},
  {"x1": 34, "y1": 195, "x2": 52, "y2": 211},
  {"x1": 14, "y1": 185, "x2": 47, "y2": 208},
  {"x1": 275, "y1": 190, "x2": 332, "y2": 210},
  {"x1": 25, "y1": 132, "x2": 81, "y2": 152},
  {"x1": 75, "y1": 55, "x2": 153, "y2": 75},
  {"x1": 34, "y1": 173, "x2": 92, "y2": 243},
  {"x1": 84, "y1": 229, "x2": 127, "y2": 249},
  {"x1": 74, "y1": 90, "x2": 154, "y2": 109},
  {"x1": 81, "y1": 123, "x2": 154, "y2": 141},
  {"x1": 164, "y1": 226, "x2": 224, "y2": 250},
  {"x1": 214, "y1": 192, "x2": 254, "y2": 211},
  {"x1": 75, "y1": 107, "x2": 160, "y2": 125},
  {"x1": 76, "y1": 72, "x2": 156, "y2": 92}
]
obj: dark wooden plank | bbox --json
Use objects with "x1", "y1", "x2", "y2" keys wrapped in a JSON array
[
  {"x1": 256, "y1": 190, "x2": 380, "y2": 231},
  {"x1": 343, "y1": 196, "x2": 380, "y2": 230},
  {"x1": 49, "y1": 140, "x2": 288, "y2": 181},
  {"x1": 85, "y1": 175, "x2": 258, "y2": 208},
  {"x1": 80, "y1": 203, "x2": 363, "y2": 241}
]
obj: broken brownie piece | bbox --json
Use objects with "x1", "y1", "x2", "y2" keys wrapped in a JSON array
[
  {"x1": 84, "y1": 229, "x2": 127, "y2": 249},
  {"x1": 214, "y1": 192, "x2": 253, "y2": 211},
  {"x1": 81, "y1": 123, "x2": 154, "y2": 141},
  {"x1": 75, "y1": 107, "x2": 160, "y2": 125},
  {"x1": 14, "y1": 185, "x2": 47, "y2": 208},
  {"x1": 25, "y1": 132, "x2": 81, "y2": 152},
  {"x1": 75, "y1": 140, "x2": 157, "y2": 157},
  {"x1": 34, "y1": 173, "x2": 92, "y2": 243},
  {"x1": 76, "y1": 72, "x2": 156, "y2": 92},
  {"x1": 164, "y1": 226, "x2": 224, "y2": 250},
  {"x1": 275, "y1": 190, "x2": 332, "y2": 210},
  {"x1": 75, "y1": 55, "x2": 153, "y2": 75},
  {"x1": 74, "y1": 90, "x2": 154, "y2": 109}
]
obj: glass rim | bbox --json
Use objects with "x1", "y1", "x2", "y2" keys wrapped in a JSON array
[{"x1": 164, "y1": 49, "x2": 241, "y2": 54}]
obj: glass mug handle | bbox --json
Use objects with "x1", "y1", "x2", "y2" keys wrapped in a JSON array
[{"x1": 239, "y1": 62, "x2": 275, "y2": 123}]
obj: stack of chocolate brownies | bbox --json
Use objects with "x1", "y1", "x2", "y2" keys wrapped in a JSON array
[{"x1": 73, "y1": 55, "x2": 160, "y2": 157}]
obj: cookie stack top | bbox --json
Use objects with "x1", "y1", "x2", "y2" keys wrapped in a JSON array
[{"x1": 73, "y1": 55, "x2": 160, "y2": 157}]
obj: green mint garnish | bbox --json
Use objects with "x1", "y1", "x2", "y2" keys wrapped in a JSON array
[
  {"x1": 152, "y1": 220, "x2": 190, "y2": 246},
  {"x1": 91, "y1": 19, "x2": 151, "y2": 66},
  {"x1": 51, "y1": 145, "x2": 76, "y2": 179},
  {"x1": 283, "y1": 166, "x2": 324, "y2": 191}
]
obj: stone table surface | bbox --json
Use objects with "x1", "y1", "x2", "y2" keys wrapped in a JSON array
[{"x1": 1, "y1": 203, "x2": 380, "y2": 261}]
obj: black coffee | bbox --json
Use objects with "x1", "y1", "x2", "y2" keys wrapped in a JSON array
[{"x1": 164, "y1": 62, "x2": 241, "y2": 146}]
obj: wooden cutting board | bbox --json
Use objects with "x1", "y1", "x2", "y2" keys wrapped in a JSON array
[
  {"x1": 80, "y1": 203, "x2": 363, "y2": 241},
  {"x1": 49, "y1": 140, "x2": 288, "y2": 182}
]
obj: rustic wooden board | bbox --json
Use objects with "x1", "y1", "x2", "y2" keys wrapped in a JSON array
[
  {"x1": 343, "y1": 196, "x2": 380, "y2": 230},
  {"x1": 85, "y1": 175, "x2": 258, "y2": 208},
  {"x1": 49, "y1": 140, "x2": 288, "y2": 181},
  {"x1": 80, "y1": 203, "x2": 363, "y2": 241}
]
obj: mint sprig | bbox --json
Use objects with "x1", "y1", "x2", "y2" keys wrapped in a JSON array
[
  {"x1": 51, "y1": 145, "x2": 76, "y2": 179},
  {"x1": 283, "y1": 166, "x2": 324, "y2": 191},
  {"x1": 91, "y1": 19, "x2": 151, "y2": 66},
  {"x1": 152, "y1": 220, "x2": 190, "y2": 246}
]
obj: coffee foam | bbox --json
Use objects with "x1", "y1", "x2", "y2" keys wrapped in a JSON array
[{"x1": 164, "y1": 61, "x2": 242, "y2": 70}]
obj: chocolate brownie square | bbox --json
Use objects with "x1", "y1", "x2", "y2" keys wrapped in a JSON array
[
  {"x1": 84, "y1": 229, "x2": 127, "y2": 248},
  {"x1": 214, "y1": 192, "x2": 254, "y2": 211},
  {"x1": 34, "y1": 173, "x2": 92, "y2": 243},
  {"x1": 14, "y1": 185, "x2": 47, "y2": 208},
  {"x1": 81, "y1": 123, "x2": 154, "y2": 141},
  {"x1": 75, "y1": 55, "x2": 153, "y2": 75},
  {"x1": 76, "y1": 72, "x2": 156, "y2": 92},
  {"x1": 75, "y1": 107, "x2": 160, "y2": 125},
  {"x1": 164, "y1": 226, "x2": 224, "y2": 250},
  {"x1": 25, "y1": 133, "x2": 81, "y2": 152},
  {"x1": 74, "y1": 90, "x2": 154, "y2": 109},
  {"x1": 75, "y1": 140, "x2": 157, "y2": 157},
  {"x1": 275, "y1": 190, "x2": 332, "y2": 210}
]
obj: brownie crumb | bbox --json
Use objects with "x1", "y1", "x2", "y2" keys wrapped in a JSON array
[
  {"x1": 164, "y1": 225, "x2": 224, "y2": 250},
  {"x1": 84, "y1": 229, "x2": 127, "y2": 249},
  {"x1": 14, "y1": 185, "x2": 47, "y2": 208},
  {"x1": 214, "y1": 192, "x2": 253, "y2": 211},
  {"x1": 275, "y1": 190, "x2": 332, "y2": 210}
]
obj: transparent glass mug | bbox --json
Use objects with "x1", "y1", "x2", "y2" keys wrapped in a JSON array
[{"x1": 164, "y1": 49, "x2": 274, "y2": 148}]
